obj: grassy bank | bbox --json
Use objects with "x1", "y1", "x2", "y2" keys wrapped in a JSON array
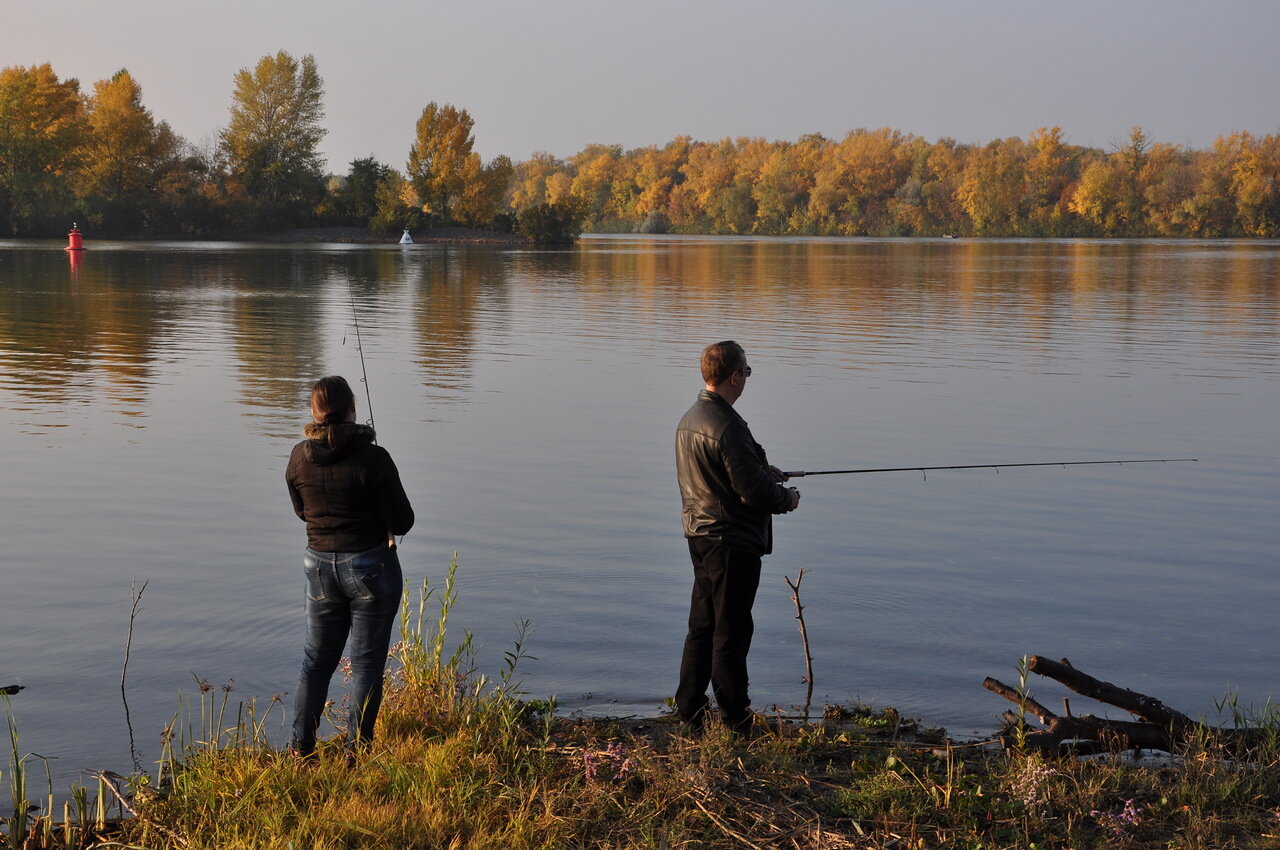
[{"x1": 7, "y1": 564, "x2": 1280, "y2": 848}]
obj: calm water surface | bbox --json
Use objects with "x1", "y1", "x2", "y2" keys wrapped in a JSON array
[{"x1": 1, "y1": 236, "x2": 1277, "y2": 790}]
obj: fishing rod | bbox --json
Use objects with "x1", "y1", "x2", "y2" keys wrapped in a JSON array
[
  {"x1": 347, "y1": 285, "x2": 400, "y2": 548},
  {"x1": 782, "y1": 458, "x2": 1197, "y2": 480},
  {"x1": 347, "y1": 287, "x2": 376, "y2": 440}
]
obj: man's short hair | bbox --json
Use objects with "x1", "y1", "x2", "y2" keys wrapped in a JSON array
[{"x1": 701, "y1": 340, "x2": 746, "y2": 385}]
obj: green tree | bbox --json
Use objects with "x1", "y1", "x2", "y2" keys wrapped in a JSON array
[
  {"x1": 0, "y1": 63, "x2": 84, "y2": 235},
  {"x1": 516, "y1": 198, "x2": 584, "y2": 244},
  {"x1": 1118, "y1": 126, "x2": 1151, "y2": 232},
  {"x1": 406, "y1": 102, "x2": 476, "y2": 223},
  {"x1": 369, "y1": 168, "x2": 425, "y2": 234},
  {"x1": 331, "y1": 157, "x2": 391, "y2": 226},
  {"x1": 220, "y1": 51, "x2": 326, "y2": 222}
]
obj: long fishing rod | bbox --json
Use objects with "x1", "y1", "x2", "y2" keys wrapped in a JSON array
[
  {"x1": 347, "y1": 287, "x2": 376, "y2": 440},
  {"x1": 347, "y1": 285, "x2": 399, "y2": 548},
  {"x1": 782, "y1": 458, "x2": 1197, "y2": 480}
]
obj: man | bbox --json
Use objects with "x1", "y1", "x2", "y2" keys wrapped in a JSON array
[{"x1": 674, "y1": 340, "x2": 800, "y2": 734}]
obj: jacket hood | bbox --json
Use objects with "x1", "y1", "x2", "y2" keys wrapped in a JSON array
[{"x1": 301, "y1": 422, "x2": 376, "y2": 464}]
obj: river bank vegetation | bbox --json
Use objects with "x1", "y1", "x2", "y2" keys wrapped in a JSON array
[
  {"x1": 6, "y1": 564, "x2": 1280, "y2": 848},
  {"x1": 3, "y1": 52, "x2": 1279, "y2": 244}
]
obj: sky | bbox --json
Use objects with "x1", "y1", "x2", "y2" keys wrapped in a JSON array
[{"x1": 4, "y1": 0, "x2": 1278, "y2": 174}]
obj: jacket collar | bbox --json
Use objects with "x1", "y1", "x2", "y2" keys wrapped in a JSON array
[{"x1": 301, "y1": 422, "x2": 376, "y2": 463}]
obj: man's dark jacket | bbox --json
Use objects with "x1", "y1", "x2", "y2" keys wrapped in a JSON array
[
  {"x1": 676, "y1": 390, "x2": 793, "y2": 555},
  {"x1": 286, "y1": 423, "x2": 415, "y2": 552}
]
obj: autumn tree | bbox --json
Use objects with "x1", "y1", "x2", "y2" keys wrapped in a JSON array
[
  {"x1": 810, "y1": 128, "x2": 916, "y2": 235},
  {"x1": 1177, "y1": 134, "x2": 1245, "y2": 236},
  {"x1": 78, "y1": 69, "x2": 186, "y2": 233},
  {"x1": 455, "y1": 154, "x2": 514, "y2": 229},
  {"x1": 569, "y1": 144, "x2": 623, "y2": 227},
  {"x1": 1231, "y1": 132, "x2": 1280, "y2": 237},
  {"x1": 220, "y1": 51, "x2": 326, "y2": 223},
  {"x1": 1021, "y1": 127, "x2": 1078, "y2": 234},
  {"x1": 1138, "y1": 142, "x2": 1198, "y2": 236},
  {"x1": 510, "y1": 152, "x2": 570, "y2": 211},
  {"x1": 674, "y1": 138, "x2": 760, "y2": 233},
  {"x1": 917, "y1": 138, "x2": 970, "y2": 233},
  {"x1": 0, "y1": 63, "x2": 84, "y2": 235},
  {"x1": 753, "y1": 134, "x2": 825, "y2": 233},
  {"x1": 956, "y1": 137, "x2": 1029, "y2": 234},
  {"x1": 406, "y1": 102, "x2": 478, "y2": 224},
  {"x1": 81, "y1": 70, "x2": 154, "y2": 200},
  {"x1": 1067, "y1": 155, "x2": 1127, "y2": 234}
]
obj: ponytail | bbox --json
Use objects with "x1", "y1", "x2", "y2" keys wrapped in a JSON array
[{"x1": 310, "y1": 376, "x2": 356, "y2": 449}]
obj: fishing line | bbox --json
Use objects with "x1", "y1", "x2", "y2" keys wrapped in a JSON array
[{"x1": 347, "y1": 285, "x2": 376, "y2": 440}]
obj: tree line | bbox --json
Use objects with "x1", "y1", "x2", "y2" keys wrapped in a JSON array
[{"x1": 3, "y1": 52, "x2": 1278, "y2": 241}]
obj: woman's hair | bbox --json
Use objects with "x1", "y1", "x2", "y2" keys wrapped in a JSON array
[
  {"x1": 701, "y1": 340, "x2": 746, "y2": 385},
  {"x1": 310, "y1": 376, "x2": 356, "y2": 448}
]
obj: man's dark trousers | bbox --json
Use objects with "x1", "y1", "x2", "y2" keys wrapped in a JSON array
[{"x1": 675, "y1": 536, "x2": 762, "y2": 727}]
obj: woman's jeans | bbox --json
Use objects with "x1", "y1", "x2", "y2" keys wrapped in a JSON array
[{"x1": 291, "y1": 545, "x2": 402, "y2": 754}]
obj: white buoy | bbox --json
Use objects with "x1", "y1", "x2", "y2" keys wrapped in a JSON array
[{"x1": 399, "y1": 229, "x2": 413, "y2": 244}]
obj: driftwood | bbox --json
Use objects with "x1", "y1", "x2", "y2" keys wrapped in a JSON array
[{"x1": 984, "y1": 655, "x2": 1262, "y2": 756}]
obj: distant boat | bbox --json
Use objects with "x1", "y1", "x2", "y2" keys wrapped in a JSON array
[{"x1": 399, "y1": 229, "x2": 413, "y2": 244}]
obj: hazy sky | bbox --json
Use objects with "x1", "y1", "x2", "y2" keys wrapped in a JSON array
[{"x1": 4, "y1": 0, "x2": 1277, "y2": 173}]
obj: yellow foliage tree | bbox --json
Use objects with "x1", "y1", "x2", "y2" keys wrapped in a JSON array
[
  {"x1": 0, "y1": 63, "x2": 84, "y2": 234},
  {"x1": 407, "y1": 102, "x2": 477, "y2": 223},
  {"x1": 510, "y1": 151, "x2": 568, "y2": 210},
  {"x1": 956, "y1": 137, "x2": 1028, "y2": 234},
  {"x1": 81, "y1": 70, "x2": 162, "y2": 202},
  {"x1": 1231, "y1": 132, "x2": 1280, "y2": 237}
]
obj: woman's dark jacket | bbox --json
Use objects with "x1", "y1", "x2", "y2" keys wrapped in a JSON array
[
  {"x1": 286, "y1": 423, "x2": 414, "y2": 552},
  {"x1": 675, "y1": 390, "x2": 793, "y2": 556}
]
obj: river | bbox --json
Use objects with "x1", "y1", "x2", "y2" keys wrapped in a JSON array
[{"x1": 1, "y1": 235, "x2": 1276, "y2": 792}]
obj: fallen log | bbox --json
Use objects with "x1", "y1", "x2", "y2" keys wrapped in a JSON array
[
  {"x1": 984, "y1": 656, "x2": 1266, "y2": 756},
  {"x1": 1026, "y1": 656, "x2": 1196, "y2": 734}
]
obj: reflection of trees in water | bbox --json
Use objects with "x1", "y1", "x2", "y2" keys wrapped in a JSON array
[
  {"x1": 407, "y1": 249, "x2": 511, "y2": 406},
  {"x1": 228, "y1": 252, "x2": 329, "y2": 438},
  {"x1": 0, "y1": 251, "x2": 169, "y2": 421}
]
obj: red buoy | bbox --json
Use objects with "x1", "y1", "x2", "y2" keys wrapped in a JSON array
[{"x1": 66, "y1": 223, "x2": 84, "y2": 251}]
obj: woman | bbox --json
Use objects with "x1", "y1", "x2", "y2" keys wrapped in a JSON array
[{"x1": 285, "y1": 375, "x2": 414, "y2": 757}]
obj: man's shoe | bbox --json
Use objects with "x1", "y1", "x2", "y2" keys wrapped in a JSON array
[
  {"x1": 680, "y1": 708, "x2": 708, "y2": 735},
  {"x1": 723, "y1": 712, "x2": 756, "y2": 737}
]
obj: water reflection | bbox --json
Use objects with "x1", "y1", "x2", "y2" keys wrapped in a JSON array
[
  {"x1": 3, "y1": 239, "x2": 1275, "y2": 435},
  {"x1": 409, "y1": 249, "x2": 512, "y2": 409}
]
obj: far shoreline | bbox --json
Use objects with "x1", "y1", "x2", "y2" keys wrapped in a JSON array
[{"x1": 260, "y1": 225, "x2": 528, "y2": 245}]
